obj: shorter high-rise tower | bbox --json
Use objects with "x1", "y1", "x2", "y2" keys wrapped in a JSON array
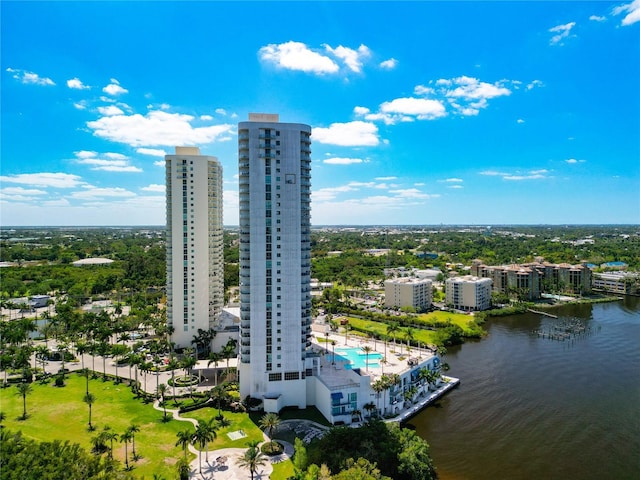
[{"x1": 165, "y1": 147, "x2": 224, "y2": 349}]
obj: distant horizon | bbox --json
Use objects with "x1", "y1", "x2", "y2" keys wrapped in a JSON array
[
  {"x1": 2, "y1": 223, "x2": 639, "y2": 230},
  {"x1": 2, "y1": 2, "x2": 639, "y2": 225}
]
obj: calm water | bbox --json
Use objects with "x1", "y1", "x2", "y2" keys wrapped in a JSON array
[{"x1": 409, "y1": 297, "x2": 640, "y2": 480}]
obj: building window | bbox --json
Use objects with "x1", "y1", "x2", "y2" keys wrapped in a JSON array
[
  {"x1": 269, "y1": 373, "x2": 282, "y2": 382},
  {"x1": 284, "y1": 372, "x2": 299, "y2": 381}
]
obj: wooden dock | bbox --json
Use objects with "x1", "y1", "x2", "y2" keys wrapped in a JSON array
[{"x1": 527, "y1": 308, "x2": 558, "y2": 318}]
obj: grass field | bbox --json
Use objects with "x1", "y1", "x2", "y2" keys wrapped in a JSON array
[{"x1": 0, "y1": 373, "x2": 191, "y2": 478}]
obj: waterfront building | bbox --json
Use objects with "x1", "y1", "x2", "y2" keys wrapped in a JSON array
[
  {"x1": 384, "y1": 277, "x2": 433, "y2": 310},
  {"x1": 237, "y1": 114, "x2": 312, "y2": 410},
  {"x1": 445, "y1": 275, "x2": 492, "y2": 311},
  {"x1": 471, "y1": 259, "x2": 592, "y2": 298},
  {"x1": 593, "y1": 271, "x2": 639, "y2": 295},
  {"x1": 165, "y1": 147, "x2": 224, "y2": 350}
]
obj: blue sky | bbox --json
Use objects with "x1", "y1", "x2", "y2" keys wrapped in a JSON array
[{"x1": 2, "y1": 1, "x2": 639, "y2": 226}]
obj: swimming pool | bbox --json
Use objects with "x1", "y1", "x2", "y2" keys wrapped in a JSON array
[{"x1": 333, "y1": 347, "x2": 383, "y2": 370}]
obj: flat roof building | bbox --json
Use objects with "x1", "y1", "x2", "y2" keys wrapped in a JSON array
[
  {"x1": 384, "y1": 277, "x2": 433, "y2": 311},
  {"x1": 446, "y1": 275, "x2": 492, "y2": 311},
  {"x1": 237, "y1": 114, "x2": 312, "y2": 410},
  {"x1": 165, "y1": 147, "x2": 224, "y2": 350}
]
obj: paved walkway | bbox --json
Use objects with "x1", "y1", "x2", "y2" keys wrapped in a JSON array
[{"x1": 150, "y1": 399, "x2": 294, "y2": 479}]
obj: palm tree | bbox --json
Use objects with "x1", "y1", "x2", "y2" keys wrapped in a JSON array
[
  {"x1": 192, "y1": 422, "x2": 215, "y2": 473},
  {"x1": 199, "y1": 417, "x2": 218, "y2": 462},
  {"x1": 103, "y1": 428, "x2": 118, "y2": 459},
  {"x1": 207, "y1": 352, "x2": 221, "y2": 385},
  {"x1": 74, "y1": 340, "x2": 88, "y2": 371},
  {"x1": 386, "y1": 322, "x2": 400, "y2": 353},
  {"x1": 237, "y1": 440, "x2": 267, "y2": 480},
  {"x1": 157, "y1": 384, "x2": 169, "y2": 420},
  {"x1": 361, "y1": 345, "x2": 372, "y2": 372},
  {"x1": 259, "y1": 412, "x2": 281, "y2": 450},
  {"x1": 16, "y1": 382, "x2": 32, "y2": 419},
  {"x1": 363, "y1": 401, "x2": 376, "y2": 420},
  {"x1": 343, "y1": 323, "x2": 351, "y2": 345},
  {"x1": 175, "y1": 429, "x2": 192, "y2": 460},
  {"x1": 221, "y1": 341, "x2": 236, "y2": 380},
  {"x1": 166, "y1": 356, "x2": 180, "y2": 402},
  {"x1": 83, "y1": 392, "x2": 96, "y2": 430},
  {"x1": 371, "y1": 379, "x2": 385, "y2": 415},
  {"x1": 120, "y1": 429, "x2": 133, "y2": 469},
  {"x1": 127, "y1": 423, "x2": 141, "y2": 460},
  {"x1": 404, "y1": 327, "x2": 415, "y2": 354},
  {"x1": 331, "y1": 340, "x2": 337, "y2": 365}
]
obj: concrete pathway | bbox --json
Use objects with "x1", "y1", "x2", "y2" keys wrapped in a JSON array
[{"x1": 150, "y1": 399, "x2": 287, "y2": 479}]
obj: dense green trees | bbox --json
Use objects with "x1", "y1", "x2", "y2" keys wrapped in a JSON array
[
  {"x1": 1, "y1": 430, "x2": 135, "y2": 480},
  {"x1": 303, "y1": 420, "x2": 436, "y2": 480}
]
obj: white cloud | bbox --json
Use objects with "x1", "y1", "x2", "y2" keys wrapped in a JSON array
[
  {"x1": 380, "y1": 97, "x2": 447, "y2": 122},
  {"x1": 527, "y1": 80, "x2": 544, "y2": 90},
  {"x1": 87, "y1": 110, "x2": 234, "y2": 147},
  {"x1": 102, "y1": 80, "x2": 128, "y2": 95},
  {"x1": 389, "y1": 188, "x2": 439, "y2": 199},
  {"x1": 200, "y1": 115, "x2": 213, "y2": 121},
  {"x1": 414, "y1": 85, "x2": 435, "y2": 96},
  {"x1": 6, "y1": 68, "x2": 55, "y2": 86},
  {"x1": 589, "y1": 15, "x2": 607, "y2": 22},
  {"x1": 154, "y1": 160, "x2": 165, "y2": 167},
  {"x1": 259, "y1": 41, "x2": 339, "y2": 74},
  {"x1": 503, "y1": 173, "x2": 547, "y2": 181},
  {"x1": 444, "y1": 178, "x2": 464, "y2": 183},
  {"x1": 445, "y1": 76, "x2": 511, "y2": 101},
  {"x1": 517, "y1": 119, "x2": 525, "y2": 124},
  {"x1": 414, "y1": 182, "x2": 425, "y2": 187},
  {"x1": 97, "y1": 105, "x2": 125, "y2": 116},
  {"x1": 105, "y1": 152, "x2": 127, "y2": 160},
  {"x1": 73, "y1": 101, "x2": 88, "y2": 110},
  {"x1": 215, "y1": 108, "x2": 227, "y2": 115},
  {"x1": 137, "y1": 148, "x2": 167, "y2": 157},
  {"x1": 312, "y1": 121, "x2": 380, "y2": 146},
  {"x1": 1, "y1": 187, "x2": 47, "y2": 196},
  {"x1": 324, "y1": 44, "x2": 371, "y2": 73},
  {"x1": 613, "y1": 0, "x2": 640, "y2": 25},
  {"x1": 448, "y1": 185, "x2": 464, "y2": 189},
  {"x1": 379, "y1": 58, "x2": 397, "y2": 69},
  {"x1": 376, "y1": 176, "x2": 397, "y2": 181},
  {"x1": 565, "y1": 158, "x2": 586, "y2": 164},
  {"x1": 67, "y1": 77, "x2": 90, "y2": 89},
  {"x1": 360, "y1": 75, "x2": 517, "y2": 124},
  {"x1": 141, "y1": 184, "x2": 165, "y2": 192},
  {"x1": 75, "y1": 150, "x2": 98, "y2": 159},
  {"x1": 323, "y1": 157, "x2": 365, "y2": 165},
  {"x1": 549, "y1": 22, "x2": 576, "y2": 46},
  {"x1": 482, "y1": 168, "x2": 549, "y2": 181},
  {"x1": 0, "y1": 172, "x2": 84, "y2": 188},
  {"x1": 74, "y1": 151, "x2": 142, "y2": 172},
  {"x1": 71, "y1": 187, "x2": 136, "y2": 199}
]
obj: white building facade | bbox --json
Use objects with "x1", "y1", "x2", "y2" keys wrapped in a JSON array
[
  {"x1": 166, "y1": 147, "x2": 224, "y2": 349},
  {"x1": 238, "y1": 114, "x2": 313, "y2": 410},
  {"x1": 384, "y1": 278, "x2": 433, "y2": 311},
  {"x1": 446, "y1": 275, "x2": 492, "y2": 311}
]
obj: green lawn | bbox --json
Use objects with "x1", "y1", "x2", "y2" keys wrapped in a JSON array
[
  {"x1": 182, "y1": 409, "x2": 265, "y2": 449},
  {"x1": 415, "y1": 310, "x2": 480, "y2": 331},
  {"x1": 347, "y1": 316, "x2": 441, "y2": 345},
  {"x1": 0, "y1": 373, "x2": 191, "y2": 478}
]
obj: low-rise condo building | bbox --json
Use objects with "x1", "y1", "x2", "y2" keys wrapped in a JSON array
[
  {"x1": 445, "y1": 275, "x2": 493, "y2": 311},
  {"x1": 384, "y1": 277, "x2": 433, "y2": 311}
]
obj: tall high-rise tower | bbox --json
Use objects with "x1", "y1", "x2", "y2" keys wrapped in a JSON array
[
  {"x1": 238, "y1": 114, "x2": 312, "y2": 409},
  {"x1": 165, "y1": 147, "x2": 224, "y2": 350}
]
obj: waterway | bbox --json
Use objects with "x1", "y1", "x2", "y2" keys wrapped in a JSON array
[{"x1": 409, "y1": 297, "x2": 640, "y2": 480}]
